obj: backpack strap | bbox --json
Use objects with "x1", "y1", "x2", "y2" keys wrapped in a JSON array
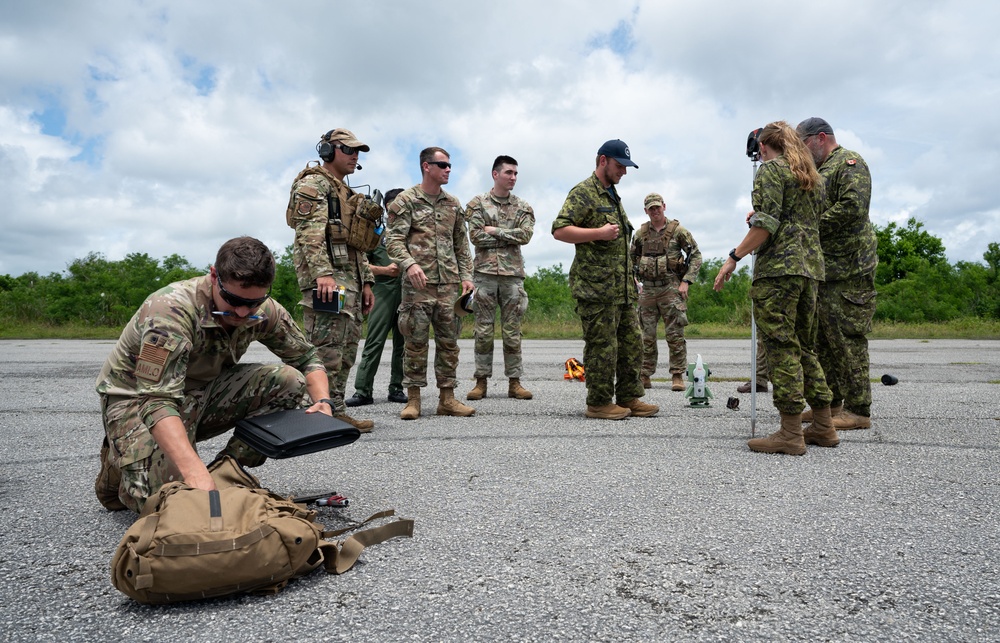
[{"x1": 318, "y1": 509, "x2": 415, "y2": 574}]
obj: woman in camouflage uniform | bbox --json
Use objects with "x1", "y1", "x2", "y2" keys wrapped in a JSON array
[{"x1": 714, "y1": 121, "x2": 837, "y2": 455}]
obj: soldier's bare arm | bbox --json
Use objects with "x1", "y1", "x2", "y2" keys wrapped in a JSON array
[
  {"x1": 149, "y1": 416, "x2": 216, "y2": 491},
  {"x1": 553, "y1": 223, "x2": 619, "y2": 243}
]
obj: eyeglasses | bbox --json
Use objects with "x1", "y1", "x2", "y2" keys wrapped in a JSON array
[
  {"x1": 217, "y1": 280, "x2": 270, "y2": 309},
  {"x1": 335, "y1": 144, "x2": 361, "y2": 156},
  {"x1": 426, "y1": 161, "x2": 452, "y2": 169}
]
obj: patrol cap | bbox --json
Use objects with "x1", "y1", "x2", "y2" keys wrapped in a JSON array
[
  {"x1": 796, "y1": 117, "x2": 834, "y2": 138},
  {"x1": 644, "y1": 193, "x2": 664, "y2": 209},
  {"x1": 321, "y1": 128, "x2": 370, "y2": 152},
  {"x1": 597, "y1": 139, "x2": 638, "y2": 168},
  {"x1": 454, "y1": 289, "x2": 475, "y2": 317}
]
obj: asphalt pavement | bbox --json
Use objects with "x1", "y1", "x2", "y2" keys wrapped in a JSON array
[{"x1": 0, "y1": 338, "x2": 997, "y2": 642}]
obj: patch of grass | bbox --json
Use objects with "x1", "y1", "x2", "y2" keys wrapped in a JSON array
[
  {"x1": 0, "y1": 322, "x2": 123, "y2": 340},
  {"x1": 988, "y1": 380, "x2": 1000, "y2": 385}
]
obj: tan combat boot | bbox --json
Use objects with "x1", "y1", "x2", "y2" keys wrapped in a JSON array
[
  {"x1": 801, "y1": 403, "x2": 842, "y2": 423},
  {"x1": 95, "y1": 438, "x2": 127, "y2": 511},
  {"x1": 585, "y1": 404, "x2": 631, "y2": 420},
  {"x1": 803, "y1": 406, "x2": 840, "y2": 447},
  {"x1": 400, "y1": 387, "x2": 421, "y2": 420},
  {"x1": 641, "y1": 374, "x2": 652, "y2": 389},
  {"x1": 508, "y1": 378, "x2": 533, "y2": 400},
  {"x1": 671, "y1": 373, "x2": 685, "y2": 391},
  {"x1": 438, "y1": 387, "x2": 476, "y2": 416},
  {"x1": 617, "y1": 398, "x2": 660, "y2": 417},
  {"x1": 334, "y1": 413, "x2": 374, "y2": 433},
  {"x1": 833, "y1": 410, "x2": 872, "y2": 430},
  {"x1": 467, "y1": 377, "x2": 488, "y2": 400},
  {"x1": 748, "y1": 413, "x2": 807, "y2": 455}
]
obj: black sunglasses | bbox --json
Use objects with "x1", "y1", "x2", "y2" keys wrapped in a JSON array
[
  {"x1": 426, "y1": 161, "x2": 452, "y2": 169},
  {"x1": 336, "y1": 143, "x2": 361, "y2": 156},
  {"x1": 217, "y1": 280, "x2": 270, "y2": 309}
]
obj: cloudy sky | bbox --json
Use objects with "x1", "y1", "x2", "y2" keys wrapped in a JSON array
[{"x1": 2, "y1": 0, "x2": 997, "y2": 279}]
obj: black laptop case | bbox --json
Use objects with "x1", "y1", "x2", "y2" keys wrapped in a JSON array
[{"x1": 233, "y1": 410, "x2": 360, "y2": 459}]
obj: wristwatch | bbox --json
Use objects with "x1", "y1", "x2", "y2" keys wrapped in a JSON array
[
  {"x1": 682, "y1": 279, "x2": 693, "y2": 284},
  {"x1": 729, "y1": 248, "x2": 741, "y2": 262},
  {"x1": 316, "y1": 398, "x2": 334, "y2": 407}
]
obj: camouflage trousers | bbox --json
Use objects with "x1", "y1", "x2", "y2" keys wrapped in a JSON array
[
  {"x1": 398, "y1": 282, "x2": 462, "y2": 389},
  {"x1": 816, "y1": 273, "x2": 876, "y2": 417},
  {"x1": 576, "y1": 300, "x2": 645, "y2": 407},
  {"x1": 638, "y1": 283, "x2": 688, "y2": 376},
  {"x1": 303, "y1": 301, "x2": 363, "y2": 414},
  {"x1": 751, "y1": 276, "x2": 832, "y2": 415},
  {"x1": 100, "y1": 363, "x2": 307, "y2": 512},
  {"x1": 472, "y1": 274, "x2": 528, "y2": 379}
]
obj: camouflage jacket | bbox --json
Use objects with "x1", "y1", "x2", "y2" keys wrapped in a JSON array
[
  {"x1": 817, "y1": 146, "x2": 877, "y2": 281},
  {"x1": 750, "y1": 157, "x2": 826, "y2": 282},
  {"x1": 95, "y1": 275, "x2": 325, "y2": 429},
  {"x1": 288, "y1": 165, "x2": 374, "y2": 315},
  {"x1": 630, "y1": 219, "x2": 702, "y2": 284},
  {"x1": 551, "y1": 172, "x2": 638, "y2": 304},
  {"x1": 385, "y1": 185, "x2": 473, "y2": 284},
  {"x1": 466, "y1": 190, "x2": 535, "y2": 278}
]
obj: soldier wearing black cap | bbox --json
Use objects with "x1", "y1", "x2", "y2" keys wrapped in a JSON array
[
  {"x1": 551, "y1": 139, "x2": 659, "y2": 420},
  {"x1": 796, "y1": 117, "x2": 876, "y2": 432}
]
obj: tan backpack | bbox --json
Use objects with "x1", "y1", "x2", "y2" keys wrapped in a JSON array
[{"x1": 110, "y1": 457, "x2": 413, "y2": 604}]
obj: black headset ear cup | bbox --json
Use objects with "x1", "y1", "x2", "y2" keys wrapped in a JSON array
[{"x1": 317, "y1": 130, "x2": 335, "y2": 161}]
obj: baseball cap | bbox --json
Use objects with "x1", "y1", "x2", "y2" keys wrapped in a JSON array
[
  {"x1": 320, "y1": 128, "x2": 370, "y2": 152},
  {"x1": 796, "y1": 117, "x2": 834, "y2": 138},
  {"x1": 644, "y1": 193, "x2": 664, "y2": 208},
  {"x1": 597, "y1": 139, "x2": 638, "y2": 168},
  {"x1": 454, "y1": 289, "x2": 475, "y2": 317}
]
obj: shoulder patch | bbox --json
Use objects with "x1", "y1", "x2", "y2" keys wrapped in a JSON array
[
  {"x1": 846, "y1": 159, "x2": 856, "y2": 165},
  {"x1": 135, "y1": 335, "x2": 173, "y2": 382}
]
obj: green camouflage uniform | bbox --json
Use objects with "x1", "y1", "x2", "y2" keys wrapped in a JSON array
[
  {"x1": 466, "y1": 190, "x2": 535, "y2": 379},
  {"x1": 95, "y1": 275, "x2": 325, "y2": 512},
  {"x1": 289, "y1": 168, "x2": 375, "y2": 413},
  {"x1": 749, "y1": 158, "x2": 833, "y2": 415},
  {"x1": 630, "y1": 219, "x2": 702, "y2": 377},
  {"x1": 385, "y1": 186, "x2": 473, "y2": 389},
  {"x1": 815, "y1": 146, "x2": 877, "y2": 417},
  {"x1": 552, "y1": 173, "x2": 644, "y2": 407},
  {"x1": 352, "y1": 241, "x2": 404, "y2": 398}
]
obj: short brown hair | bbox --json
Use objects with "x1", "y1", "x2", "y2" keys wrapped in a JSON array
[
  {"x1": 214, "y1": 236, "x2": 276, "y2": 287},
  {"x1": 419, "y1": 146, "x2": 450, "y2": 175}
]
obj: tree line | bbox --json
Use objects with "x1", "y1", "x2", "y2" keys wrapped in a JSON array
[{"x1": 1, "y1": 218, "x2": 997, "y2": 329}]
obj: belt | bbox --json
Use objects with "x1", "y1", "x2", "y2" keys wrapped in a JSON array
[{"x1": 643, "y1": 279, "x2": 669, "y2": 287}]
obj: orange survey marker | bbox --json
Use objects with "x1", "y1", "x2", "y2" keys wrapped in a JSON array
[{"x1": 564, "y1": 357, "x2": 586, "y2": 382}]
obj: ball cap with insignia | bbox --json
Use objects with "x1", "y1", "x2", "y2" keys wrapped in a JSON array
[
  {"x1": 598, "y1": 139, "x2": 638, "y2": 168},
  {"x1": 320, "y1": 128, "x2": 370, "y2": 152},
  {"x1": 644, "y1": 193, "x2": 665, "y2": 209},
  {"x1": 796, "y1": 117, "x2": 835, "y2": 138}
]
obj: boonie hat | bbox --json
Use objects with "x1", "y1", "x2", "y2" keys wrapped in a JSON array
[
  {"x1": 320, "y1": 128, "x2": 370, "y2": 152},
  {"x1": 644, "y1": 193, "x2": 664, "y2": 209},
  {"x1": 597, "y1": 139, "x2": 638, "y2": 168},
  {"x1": 454, "y1": 289, "x2": 475, "y2": 317},
  {"x1": 796, "y1": 117, "x2": 834, "y2": 138}
]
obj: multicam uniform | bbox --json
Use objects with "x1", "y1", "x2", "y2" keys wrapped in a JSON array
[
  {"x1": 289, "y1": 166, "x2": 375, "y2": 413},
  {"x1": 385, "y1": 186, "x2": 473, "y2": 389},
  {"x1": 351, "y1": 241, "x2": 405, "y2": 399},
  {"x1": 750, "y1": 157, "x2": 833, "y2": 415},
  {"x1": 95, "y1": 275, "x2": 325, "y2": 512},
  {"x1": 630, "y1": 219, "x2": 702, "y2": 378},
  {"x1": 466, "y1": 190, "x2": 535, "y2": 379},
  {"x1": 815, "y1": 146, "x2": 877, "y2": 418},
  {"x1": 551, "y1": 173, "x2": 644, "y2": 407}
]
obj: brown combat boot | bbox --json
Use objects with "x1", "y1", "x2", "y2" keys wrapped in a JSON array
[
  {"x1": 801, "y1": 403, "x2": 842, "y2": 423},
  {"x1": 803, "y1": 406, "x2": 840, "y2": 447},
  {"x1": 438, "y1": 387, "x2": 475, "y2": 417},
  {"x1": 671, "y1": 373, "x2": 685, "y2": 391},
  {"x1": 508, "y1": 378, "x2": 533, "y2": 400},
  {"x1": 467, "y1": 377, "x2": 488, "y2": 400},
  {"x1": 335, "y1": 413, "x2": 374, "y2": 433},
  {"x1": 95, "y1": 439, "x2": 127, "y2": 511},
  {"x1": 641, "y1": 374, "x2": 652, "y2": 389},
  {"x1": 832, "y1": 410, "x2": 872, "y2": 430},
  {"x1": 585, "y1": 404, "x2": 631, "y2": 420},
  {"x1": 748, "y1": 413, "x2": 807, "y2": 455},
  {"x1": 400, "y1": 387, "x2": 421, "y2": 420},
  {"x1": 617, "y1": 398, "x2": 660, "y2": 417}
]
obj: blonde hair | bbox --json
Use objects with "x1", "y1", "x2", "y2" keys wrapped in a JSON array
[{"x1": 759, "y1": 121, "x2": 821, "y2": 191}]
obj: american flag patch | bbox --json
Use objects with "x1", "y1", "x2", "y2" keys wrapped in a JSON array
[{"x1": 136, "y1": 340, "x2": 170, "y2": 382}]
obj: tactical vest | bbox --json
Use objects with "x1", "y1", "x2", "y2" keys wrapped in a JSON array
[
  {"x1": 637, "y1": 220, "x2": 686, "y2": 281},
  {"x1": 285, "y1": 163, "x2": 383, "y2": 253}
]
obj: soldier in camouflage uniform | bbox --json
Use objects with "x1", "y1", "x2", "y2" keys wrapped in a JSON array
[
  {"x1": 552, "y1": 139, "x2": 658, "y2": 420},
  {"x1": 288, "y1": 128, "x2": 376, "y2": 432},
  {"x1": 465, "y1": 155, "x2": 535, "y2": 402},
  {"x1": 797, "y1": 117, "x2": 877, "y2": 431},
  {"x1": 630, "y1": 192, "x2": 702, "y2": 392},
  {"x1": 94, "y1": 237, "x2": 332, "y2": 512},
  {"x1": 385, "y1": 146, "x2": 476, "y2": 420},
  {"x1": 714, "y1": 121, "x2": 835, "y2": 455}
]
